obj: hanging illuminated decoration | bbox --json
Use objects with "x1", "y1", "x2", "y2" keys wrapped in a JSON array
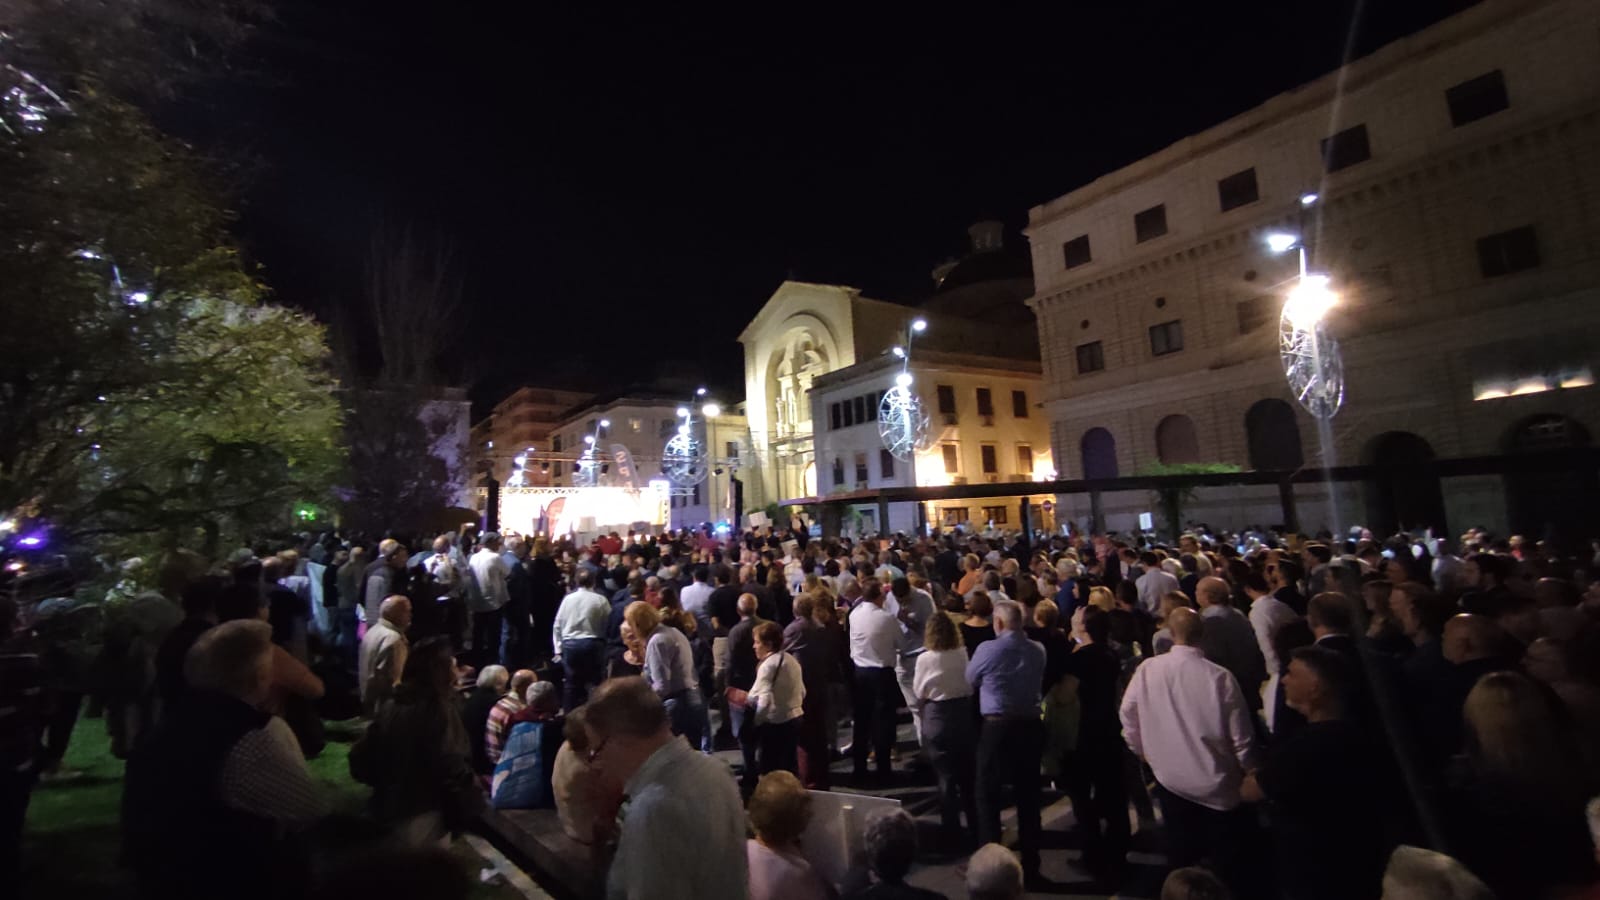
[
  {"x1": 661, "y1": 395, "x2": 710, "y2": 488},
  {"x1": 1266, "y1": 218, "x2": 1344, "y2": 420},
  {"x1": 879, "y1": 319, "x2": 932, "y2": 460}
]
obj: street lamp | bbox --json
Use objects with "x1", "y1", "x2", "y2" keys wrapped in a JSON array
[{"x1": 879, "y1": 318, "x2": 932, "y2": 462}]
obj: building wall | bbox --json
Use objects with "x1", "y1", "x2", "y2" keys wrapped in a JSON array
[
  {"x1": 810, "y1": 354, "x2": 1057, "y2": 535},
  {"x1": 1026, "y1": 0, "x2": 1600, "y2": 537},
  {"x1": 470, "y1": 386, "x2": 592, "y2": 485}
]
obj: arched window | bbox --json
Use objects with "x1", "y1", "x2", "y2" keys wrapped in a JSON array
[
  {"x1": 1080, "y1": 428, "x2": 1118, "y2": 480},
  {"x1": 1155, "y1": 415, "x2": 1200, "y2": 465},
  {"x1": 1245, "y1": 399, "x2": 1304, "y2": 470}
]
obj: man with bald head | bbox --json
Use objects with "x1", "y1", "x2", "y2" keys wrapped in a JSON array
[
  {"x1": 1120, "y1": 606, "x2": 1259, "y2": 892},
  {"x1": 359, "y1": 595, "x2": 411, "y2": 714},
  {"x1": 1196, "y1": 576, "x2": 1267, "y2": 709}
]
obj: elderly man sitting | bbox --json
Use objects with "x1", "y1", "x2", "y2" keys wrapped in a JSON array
[{"x1": 124, "y1": 619, "x2": 328, "y2": 899}]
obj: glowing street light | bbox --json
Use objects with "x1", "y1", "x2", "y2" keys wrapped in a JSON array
[
  {"x1": 1283, "y1": 274, "x2": 1338, "y2": 331},
  {"x1": 701, "y1": 402, "x2": 721, "y2": 417},
  {"x1": 892, "y1": 346, "x2": 905, "y2": 358},
  {"x1": 894, "y1": 371, "x2": 914, "y2": 387},
  {"x1": 676, "y1": 406, "x2": 689, "y2": 417},
  {"x1": 911, "y1": 318, "x2": 928, "y2": 333},
  {"x1": 1265, "y1": 232, "x2": 1300, "y2": 254},
  {"x1": 1299, "y1": 192, "x2": 1319, "y2": 207}
]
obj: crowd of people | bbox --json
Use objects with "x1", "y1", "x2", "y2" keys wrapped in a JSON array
[{"x1": 4, "y1": 518, "x2": 1600, "y2": 899}]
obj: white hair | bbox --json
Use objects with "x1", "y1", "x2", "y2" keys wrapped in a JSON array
[
  {"x1": 992, "y1": 600, "x2": 1024, "y2": 633},
  {"x1": 525, "y1": 680, "x2": 558, "y2": 710},
  {"x1": 966, "y1": 843, "x2": 1024, "y2": 900},
  {"x1": 477, "y1": 664, "x2": 509, "y2": 691},
  {"x1": 1380, "y1": 846, "x2": 1495, "y2": 900}
]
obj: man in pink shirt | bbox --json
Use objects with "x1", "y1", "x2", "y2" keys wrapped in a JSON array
[{"x1": 1119, "y1": 607, "x2": 1259, "y2": 894}]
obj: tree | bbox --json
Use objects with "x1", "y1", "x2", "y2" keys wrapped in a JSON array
[
  {"x1": 0, "y1": 17, "x2": 344, "y2": 560},
  {"x1": 335, "y1": 225, "x2": 468, "y2": 536}
]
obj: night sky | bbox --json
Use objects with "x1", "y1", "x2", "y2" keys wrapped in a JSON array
[{"x1": 169, "y1": 0, "x2": 1478, "y2": 413}]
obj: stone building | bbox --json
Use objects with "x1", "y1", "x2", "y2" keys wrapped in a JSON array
[
  {"x1": 469, "y1": 385, "x2": 593, "y2": 485},
  {"x1": 738, "y1": 223, "x2": 1039, "y2": 515},
  {"x1": 1025, "y1": 0, "x2": 1600, "y2": 541}
]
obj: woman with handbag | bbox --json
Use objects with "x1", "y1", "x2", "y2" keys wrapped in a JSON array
[{"x1": 732, "y1": 621, "x2": 805, "y2": 778}]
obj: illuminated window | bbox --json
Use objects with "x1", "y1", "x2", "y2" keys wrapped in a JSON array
[
  {"x1": 941, "y1": 507, "x2": 970, "y2": 526},
  {"x1": 628, "y1": 418, "x2": 642, "y2": 432},
  {"x1": 982, "y1": 506, "x2": 1009, "y2": 524}
]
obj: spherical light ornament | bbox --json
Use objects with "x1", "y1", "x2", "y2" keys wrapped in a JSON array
[
  {"x1": 573, "y1": 445, "x2": 600, "y2": 487},
  {"x1": 878, "y1": 385, "x2": 931, "y2": 461},
  {"x1": 661, "y1": 431, "x2": 709, "y2": 486},
  {"x1": 1280, "y1": 305, "x2": 1344, "y2": 420}
]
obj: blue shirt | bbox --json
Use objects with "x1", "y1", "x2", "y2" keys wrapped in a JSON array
[{"x1": 965, "y1": 629, "x2": 1046, "y2": 717}]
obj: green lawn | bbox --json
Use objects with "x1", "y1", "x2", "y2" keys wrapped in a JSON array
[{"x1": 22, "y1": 711, "x2": 525, "y2": 900}]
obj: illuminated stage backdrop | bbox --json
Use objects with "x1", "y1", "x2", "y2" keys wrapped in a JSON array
[{"x1": 497, "y1": 484, "x2": 669, "y2": 539}]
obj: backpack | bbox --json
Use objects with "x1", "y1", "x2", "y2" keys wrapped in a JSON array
[{"x1": 490, "y1": 720, "x2": 553, "y2": 810}]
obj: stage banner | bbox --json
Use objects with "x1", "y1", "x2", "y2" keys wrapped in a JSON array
[{"x1": 609, "y1": 443, "x2": 644, "y2": 490}]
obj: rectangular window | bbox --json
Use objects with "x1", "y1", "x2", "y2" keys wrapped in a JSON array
[
  {"x1": 982, "y1": 506, "x2": 1009, "y2": 525},
  {"x1": 975, "y1": 388, "x2": 994, "y2": 418},
  {"x1": 1150, "y1": 319, "x2": 1185, "y2": 356},
  {"x1": 551, "y1": 435, "x2": 562, "y2": 453},
  {"x1": 1236, "y1": 296, "x2": 1271, "y2": 334},
  {"x1": 1320, "y1": 124, "x2": 1371, "y2": 172},
  {"x1": 1016, "y1": 444, "x2": 1033, "y2": 474},
  {"x1": 936, "y1": 384, "x2": 957, "y2": 415},
  {"x1": 1134, "y1": 204, "x2": 1168, "y2": 243},
  {"x1": 1062, "y1": 234, "x2": 1092, "y2": 269},
  {"x1": 941, "y1": 507, "x2": 970, "y2": 526},
  {"x1": 1217, "y1": 167, "x2": 1259, "y2": 212},
  {"x1": 1011, "y1": 390, "x2": 1028, "y2": 418},
  {"x1": 879, "y1": 448, "x2": 895, "y2": 480},
  {"x1": 692, "y1": 483, "x2": 700, "y2": 505},
  {"x1": 832, "y1": 457, "x2": 845, "y2": 487},
  {"x1": 942, "y1": 444, "x2": 959, "y2": 474},
  {"x1": 865, "y1": 392, "x2": 878, "y2": 422},
  {"x1": 830, "y1": 402, "x2": 842, "y2": 430},
  {"x1": 1447, "y1": 70, "x2": 1509, "y2": 127},
  {"x1": 980, "y1": 444, "x2": 998, "y2": 474},
  {"x1": 1477, "y1": 226, "x2": 1540, "y2": 278},
  {"x1": 853, "y1": 395, "x2": 866, "y2": 425},
  {"x1": 854, "y1": 453, "x2": 869, "y2": 484},
  {"x1": 553, "y1": 462, "x2": 563, "y2": 478},
  {"x1": 842, "y1": 399, "x2": 854, "y2": 427},
  {"x1": 628, "y1": 418, "x2": 642, "y2": 432},
  {"x1": 725, "y1": 441, "x2": 739, "y2": 459},
  {"x1": 1075, "y1": 341, "x2": 1105, "y2": 374}
]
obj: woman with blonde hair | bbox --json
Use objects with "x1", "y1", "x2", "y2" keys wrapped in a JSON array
[
  {"x1": 623, "y1": 600, "x2": 707, "y2": 750},
  {"x1": 1087, "y1": 585, "x2": 1116, "y2": 613},
  {"x1": 1449, "y1": 670, "x2": 1598, "y2": 898},
  {"x1": 956, "y1": 554, "x2": 983, "y2": 596}
]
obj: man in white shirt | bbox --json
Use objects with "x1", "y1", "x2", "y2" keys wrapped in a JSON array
[
  {"x1": 888, "y1": 576, "x2": 935, "y2": 745},
  {"x1": 1119, "y1": 607, "x2": 1258, "y2": 892},
  {"x1": 468, "y1": 533, "x2": 512, "y2": 666},
  {"x1": 1134, "y1": 551, "x2": 1180, "y2": 614},
  {"x1": 678, "y1": 564, "x2": 716, "y2": 640},
  {"x1": 585, "y1": 678, "x2": 748, "y2": 900},
  {"x1": 848, "y1": 579, "x2": 900, "y2": 781},
  {"x1": 552, "y1": 568, "x2": 610, "y2": 709},
  {"x1": 1244, "y1": 570, "x2": 1298, "y2": 729}
]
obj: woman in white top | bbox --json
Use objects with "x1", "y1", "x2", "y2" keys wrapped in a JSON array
[
  {"x1": 747, "y1": 621, "x2": 806, "y2": 778},
  {"x1": 912, "y1": 612, "x2": 978, "y2": 842}
]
